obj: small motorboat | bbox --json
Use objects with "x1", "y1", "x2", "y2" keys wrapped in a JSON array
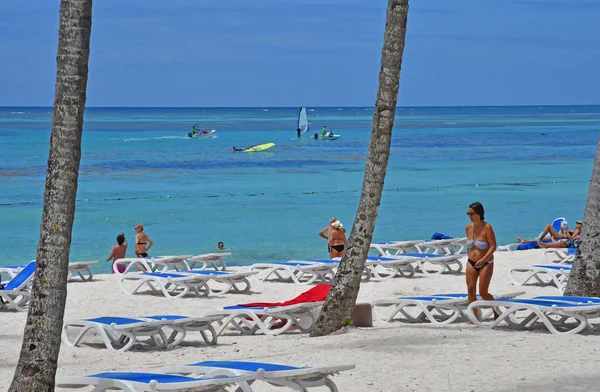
[
  {"x1": 187, "y1": 127, "x2": 216, "y2": 139},
  {"x1": 312, "y1": 132, "x2": 340, "y2": 140}
]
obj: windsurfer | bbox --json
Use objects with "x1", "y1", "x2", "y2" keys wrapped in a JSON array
[{"x1": 297, "y1": 127, "x2": 302, "y2": 139}]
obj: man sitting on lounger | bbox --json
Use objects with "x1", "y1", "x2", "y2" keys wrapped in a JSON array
[{"x1": 516, "y1": 220, "x2": 582, "y2": 243}]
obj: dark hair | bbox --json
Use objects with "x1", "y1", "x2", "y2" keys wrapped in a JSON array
[
  {"x1": 218, "y1": 241, "x2": 224, "y2": 247},
  {"x1": 117, "y1": 233, "x2": 125, "y2": 245},
  {"x1": 469, "y1": 201, "x2": 485, "y2": 221}
]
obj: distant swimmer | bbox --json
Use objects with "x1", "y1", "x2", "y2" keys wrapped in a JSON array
[{"x1": 232, "y1": 146, "x2": 244, "y2": 151}]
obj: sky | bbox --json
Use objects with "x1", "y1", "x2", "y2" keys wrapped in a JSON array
[{"x1": 0, "y1": 0, "x2": 599, "y2": 107}]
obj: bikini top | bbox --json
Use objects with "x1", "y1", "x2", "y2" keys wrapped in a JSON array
[{"x1": 466, "y1": 224, "x2": 490, "y2": 250}]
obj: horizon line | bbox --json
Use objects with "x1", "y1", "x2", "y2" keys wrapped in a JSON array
[{"x1": 2, "y1": 104, "x2": 600, "y2": 109}]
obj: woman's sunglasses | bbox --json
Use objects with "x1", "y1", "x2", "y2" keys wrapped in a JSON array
[{"x1": 466, "y1": 212, "x2": 475, "y2": 216}]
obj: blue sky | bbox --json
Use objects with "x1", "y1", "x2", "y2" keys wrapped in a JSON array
[{"x1": 1, "y1": 0, "x2": 599, "y2": 107}]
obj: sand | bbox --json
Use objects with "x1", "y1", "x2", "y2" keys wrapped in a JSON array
[{"x1": 0, "y1": 249, "x2": 598, "y2": 392}]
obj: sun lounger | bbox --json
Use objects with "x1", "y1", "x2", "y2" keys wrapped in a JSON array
[
  {"x1": 249, "y1": 260, "x2": 336, "y2": 284},
  {"x1": 55, "y1": 371, "x2": 251, "y2": 391},
  {"x1": 160, "y1": 360, "x2": 355, "y2": 391},
  {"x1": 367, "y1": 253, "x2": 464, "y2": 276},
  {"x1": 498, "y1": 217, "x2": 566, "y2": 251},
  {"x1": 67, "y1": 260, "x2": 99, "y2": 282},
  {"x1": 544, "y1": 247, "x2": 577, "y2": 264},
  {"x1": 369, "y1": 239, "x2": 423, "y2": 256},
  {"x1": 210, "y1": 284, "x2": 330, "y2": 336},
  {"x1": 372, "y1": 291, "x2": 524, "y2": 324},
  {"x1": 466, "y1": 297, "x2": 600, "y2": 334},
  {"x1": 181, "y1": 270, "x2": 257, "y2": 294},
  {"x1": 508, "y1": 264, "x2": 571, "y2": 294},
  {"x1": 0, "y1": 261, "x2": 35, "y2": 311},
  {"x1": 363, "y1": 256, "x2": 416, "y2": 280},
  {"x1": 61, "y1": 316, "x2": 170, "y2": 351},
  {"x1": 119, "y1": 272, "x2": 212, "y2": 298},
  {"x1": 141, "y1": 315, "x2": 222, "y2": 347},
  {"x1": 188, "y1": 252, "x2": 232, "y2": 271},
  {"x1": 415, "y1": 237, "x2": 468, "y2": 255},
  {"x1": 0, "y1": 265, "x2": 24, "y2": 282},
  {"x1": 113, "y1": 256, "x2": 192, "y2": 275}
]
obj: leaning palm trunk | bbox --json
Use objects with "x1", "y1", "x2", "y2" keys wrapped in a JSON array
[
  {"x1": 311, "y1": 0, "x2": 409, "y2": 337},
  {"x1": 563, "y1": 139, "x2": 600, "y2": 297},
  {"x1": 9, "y1": 1, "x2": 92, "y2": 390}
]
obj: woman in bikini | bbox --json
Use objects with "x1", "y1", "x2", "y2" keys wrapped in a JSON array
[
  {"x1": 329, "y1": 220, "x2": 347, "y2": 259},
  {"x1": 465, "y1": 202, "x2": 497, "y2": 319},
  {"x1": 134, "y1": 223, "x2": 153, "y2": 257}
]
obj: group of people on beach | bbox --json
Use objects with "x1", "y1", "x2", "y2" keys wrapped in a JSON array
[
  {"x1": 320, "y1": 202, "x2": 583, "y2": 319},
  {"x1": 105, "y1": 223, "x2": 229, "y2": 273}
]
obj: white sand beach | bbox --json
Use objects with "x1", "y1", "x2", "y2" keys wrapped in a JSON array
[{"x1": 0, "y1": 249, "x2": 597, "y2": 391}]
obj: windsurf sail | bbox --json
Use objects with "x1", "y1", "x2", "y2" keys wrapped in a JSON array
[
  {"x1": 244, "y1": 142, "x2": 275, "y2": 152},
  {"x1": 297, "y1": 107, "x2": 309, "y2": 136}
]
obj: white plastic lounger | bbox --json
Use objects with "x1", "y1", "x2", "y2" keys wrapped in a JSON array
[
  {"x1": 149, "y1": 255, "x2": 193, "y2": 272},
  {"x1": 508, "y1": 264, "x2": 571, "y2": 294},
  {"x1": 369, "y1": 239, "x2": 423, "y2": 256},
  {"x1": 61, "y1": 316, "x2": 170, "y2": 351},
  {"x1": 372, "y1": 292, "x2": 524, "y2": 324},
  {"x1": 0, "y1": 261, "x2": 35, "y2": 311},
  {"x1": 0, "y1": 264, "x2": 24, "y2": 281},
  {"x1": 112, "y1": 256, "x2": 192, "y2": 275},
  {"x1": 141, "y1": 315, "x2": 222, "y2": 347},
  {"x1": 160, "y1": 360, "x2": 355, "y2": 392},
  {"x1": 68, "y1": 260, "x2": 99, "y2": 282},
  {"x1": 363, "y1": 256, "x2": 416, "y2": 280},
  {"x1": 466, "y1": 298, "x2": 600, "y2": 334},
  {"x1": 182, "y1": 270, "x2": 256, "y2": 294},
  {"x1": 249, "y1": 261, "x2": 335, "y2": 284},
  {"x1": 415, "y1": 237, "x2": 468, "y2": 255},
  {"x1": 211, "y1": 302, "x2": 323, "y2": 337},
  {"x1": 119, "y1": 272, "x2": 212, "y2": 298},
  {"x1": 544, "y1": 248, "x2": 577, "y2": 264},
  {"x1": 55, "y1": 372, "x2": 251, "y2": 391},
  {"x1": 368, "y1": 253, "x2": 464, "y2": 276},
  {"x1": 188, "y1": 252, "x2": 232, "y2": 271}
]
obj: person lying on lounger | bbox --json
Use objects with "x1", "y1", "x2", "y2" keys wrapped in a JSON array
[
  {"x1": 538, "y1": 238, "x2": 581, "y2": 249},
  {"x1": 516, "y1": 220, "x2": 582, "y2": 243}
]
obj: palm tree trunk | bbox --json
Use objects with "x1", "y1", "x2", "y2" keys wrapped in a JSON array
[
  {"x1": 310, "y1": 0, "x2": 409, "y2": 337},
  {"x1": 9, "y1": 0, "x2": 92, "y2": 390},
  {"x1": 563, "y1": 139, "x2": 600, "y2": 297}
]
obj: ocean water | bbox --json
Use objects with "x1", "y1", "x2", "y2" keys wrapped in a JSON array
[{"x1": 0, "y1": 106, "x2": 599, "y2": 272}]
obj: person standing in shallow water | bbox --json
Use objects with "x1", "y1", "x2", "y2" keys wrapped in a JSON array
[{"x1": 465, "y1": 201, "x2": 497, "y2": 320}]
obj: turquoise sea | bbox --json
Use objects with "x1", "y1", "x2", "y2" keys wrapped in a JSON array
[{"x1": 0, "y1": 106, "x2": 598, "y2": 272}]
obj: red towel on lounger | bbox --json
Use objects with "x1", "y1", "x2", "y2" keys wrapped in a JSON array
[{"x1": 238, "y1": 284, "x2": 331, "y2": 308}]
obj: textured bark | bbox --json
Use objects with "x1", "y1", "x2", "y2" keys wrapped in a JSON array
[
  {"x1": 564, "y1": 139, "x2": 600, "y2": 296},
  {"x1": 9, "y1": 1, "x2": 92, "y2": 390},
  {"x1": 311, "y1": 0, "x2": 409, "y2": 337}
]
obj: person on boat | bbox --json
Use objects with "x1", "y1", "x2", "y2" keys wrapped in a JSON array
[
  {"x1": 327, "y1": 131, "x2": 334, "y2": 137},
  {"x1": 322, "y1": 126, "x2": 327, "y2": 136},
  {"x1": 319, "y1": 217, "x2": 347, "y2": 252},
  {"x1": 297, "y1": 127, "x2": 302, "y2": 139},
  {"x1": 465, "y1": 202, "x2": 497, "y2": 320},
  {"x1": 516, "y1": 220, "x2": 581, "y2": 243},
  {"x1": 329, "y1": 220, "x2": 347, "y2": 259},
  {"x1": 106, "y1": 232, "x2": 128, "y2": 273},
  {"x1": 134, "y1": 223, "x2": 153, "y2": 258}
]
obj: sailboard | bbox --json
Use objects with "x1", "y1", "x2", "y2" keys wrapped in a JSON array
[
  {"x1": 297, "y1": 107, "x2": 309, "y2": 137},
  {"x1": 244, "y1": 142, "x2": 275, "y2": 152}
]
